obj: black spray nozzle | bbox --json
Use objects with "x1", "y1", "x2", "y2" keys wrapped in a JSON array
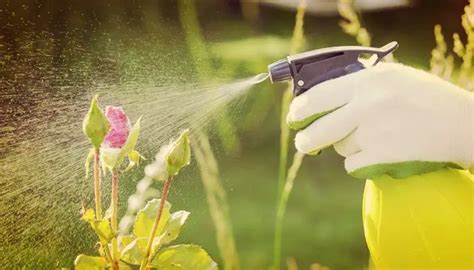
[
  {"x1": 267, "y1": 41, "x2": 399, "y2": 96},
  {"x1": 268, "y1": 59, "x2": 291, "y2": 83}
]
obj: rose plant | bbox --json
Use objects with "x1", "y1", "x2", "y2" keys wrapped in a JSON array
[{"x1": 76, "y1": 96, "x2": 217, "y2": 270}]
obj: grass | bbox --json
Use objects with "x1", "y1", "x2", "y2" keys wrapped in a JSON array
[
  {"x1": 431, "y1": 0, "x2": 474, "y2": 90},
  {"x1": 273, "y1": 1, "x2": 307, "y2": 269},
  {"x1": 176, "y1": 141, "x2": 368, "y2": 270},
  {"x1": 177, "y1": 1, "x2": 240, "y2": 269},
  {"x1": 337, "y1": 0, "x2": 372, "y2": 47},
  {"x1": 177, "y1": 0, "x2": 240, "y2": 155},
  {"x1": 208, "y1": 146, "x2": 368, "y2": 269},
  {"x1": 274, "y1": 152, "x2": 304, "y2": 269},
  {"x1": 192, "y1": 132, "x2": 240, "y2": 270}
]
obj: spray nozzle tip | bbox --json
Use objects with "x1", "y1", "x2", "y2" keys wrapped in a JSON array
[{"x1": 268, "y1": 59, "x2": 291, "y2": 83}]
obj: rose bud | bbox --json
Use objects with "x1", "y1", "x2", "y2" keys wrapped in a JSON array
[{"x1": 103, "y1": 106, "x2": 131, "y2": 149}]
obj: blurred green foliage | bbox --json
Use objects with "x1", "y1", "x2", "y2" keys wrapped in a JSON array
[
  {"x1": 0, "y1": 1, "x2": 470, "y2": 269},
  {"x1": 431, "y1": 0, "x2": 474, "y2": 90}
]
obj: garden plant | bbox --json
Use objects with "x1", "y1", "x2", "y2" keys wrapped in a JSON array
[{"x1": 77, "y1": 96, "x2": 217, "y2": 269}]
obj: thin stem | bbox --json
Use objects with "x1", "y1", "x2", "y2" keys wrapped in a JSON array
[
  {"x1": 140, "y1": 177, "x2": 173, "y2": 270},
  {"x1": 273, "y1": 1, "x2": 306, "y2": 269},
  {"x1": 274, "y1": 87, "x2": 292, "y2": 270},
  {"x1": 93, "y1": 148, "x2": 102, "y2": 220},
  {"x1": 277, "y1": 88, "x2": 292, "y2": 196},
  {"x1": 100, "y1": 238, "x2": 114, "y2": 263},
  {"x1": 93, "y1": 148, "x2": 113, "y2": 263},
  {"x1": 273, "y1": 152, "x2": 304, "y2": 270},
  {"x1": 178, "y1": 0, "x2": 241, "y2": 268},
  {"x1": 111, "y1": 170, "x2": 119, "y2": 270},
  {"x1": 192, "y1": 133, "x2": 240, "y2": 270}
]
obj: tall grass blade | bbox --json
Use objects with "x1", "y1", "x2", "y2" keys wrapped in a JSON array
[
  {"x1": 178, "y1": 1, "x2": 240, "y2": 269},
  {"x1": 178, "y1": 0, "x2": 240, "y2": 154},
  {"x1": 337, "y1": 0, "x2": 371, "y2": 47},
  {"x1": 192, "y1": 132, "x2": 240, "y2": 270},
  {"x1": 273, "y1": 1, "x2": 307, "y2": 269},
  {"x1": 276, "y1": 0, "x2": 307, "y2": 196},
  {"x1": 430, "y1": 0, "x2": 473, "y2": 91},
  {"x1": 430, "y1": 25, "x2": 454, "y2": 80},
  {"x1": 274, "y1": 152, "x2": 305, "y2": 270}
]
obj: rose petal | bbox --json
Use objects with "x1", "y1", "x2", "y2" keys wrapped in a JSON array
[{"x1": 103, "y1": 106, "x2": 131, "y2": 148}]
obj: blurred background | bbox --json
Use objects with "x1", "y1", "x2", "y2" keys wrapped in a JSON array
[{"x1": 0, "y1": 0, "x2": 470, "y2": 269}]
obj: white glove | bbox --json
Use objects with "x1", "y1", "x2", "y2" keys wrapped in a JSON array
[{"x1": 287, "y1": 63, "x2": 474, "y2": 179}]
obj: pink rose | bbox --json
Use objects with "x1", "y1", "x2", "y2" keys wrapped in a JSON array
[{"x1": 103, "y1": 106, "x2": 131, "y2": 148}]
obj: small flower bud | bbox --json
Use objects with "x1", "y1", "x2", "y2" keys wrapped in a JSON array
[
  {"x1": 145, "y1": 130, "x2": 191, "y2": 182},
  {"x1": 166, "y1": 129, "x2": 191, "y2": 177},
  {"x1": 83, "y1": 95, "x2": 110, "y2": 148}
]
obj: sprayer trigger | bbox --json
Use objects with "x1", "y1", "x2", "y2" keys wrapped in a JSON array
[{"x1": 267, "y1": 41, "x2": 399, "y2": 96}]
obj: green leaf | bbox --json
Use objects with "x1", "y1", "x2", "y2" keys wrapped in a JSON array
[
  {"x1": 94, "y1": 219, "x2": 114, "y2": 242},
  {"x1": 159, "y1": 210, "x2": 190, "y2": 245},
  {"x1": 128, "y1": 150, "x2": 143, "y2": 162},
  {"x1": 74, "y1": 254, "x2": 108, "y2": 270},
  {"x1": 124, "y1": 150, "x2": 145, "y2": 172},
  {"x1": 148, "y1": 210, "x2": 190, "y2": 260},
  {"x1": 82, "y1": 208, "x2": 95, "y2": 222},
  {"x1": 133, "y1": 199, "x2": 171, "y2": 238},
  {"x1": 120, "y1": 116, "x2": 142, "y2": 157},
  {"x1": 83, "y1": 95, "x2": 110, "y2": 148},
  {"x1": 121, "y1": 237, "x2": 148, "y2": 265},
  {"x1": 82, "y1": 208, "x2": 114, "y2": 242},
  {"x1": 166, "y1": 129, "x2": 191, "y2": 177},
  {"x1": 84, "y1": 148, "x2": 95, "y2": 178},
  {"x1": 150, "y1": 244, "x2": 218, "y2": 270},
  {"x1": 119, "y1": 235, "x2": 135, "y2": 250}
]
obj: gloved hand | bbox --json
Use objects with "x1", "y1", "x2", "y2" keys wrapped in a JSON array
[{"x1": 287, "y1": 62, "x2": 474, "y2": 179}]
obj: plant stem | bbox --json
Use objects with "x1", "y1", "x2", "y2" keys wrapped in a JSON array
[
  {"x1": 100, "y1": 238, "x2": 114, "y2": 263},
  {"x1": 93, "y1": 148, "x2": 113, "y2": 263},
  {"x1": 273, "y1": 152, "x2": 304, "y2": 270},
  {"x1": 111, "y1": 170, "x2": 119, "y2": 269},
  {"x1": 178, "y1": 1, "x2": 240, "y2": 268},
  {"x1": 273, "y1": 1, "x2": 306, "y2": 269},
  {"x1": 140, "y1": 177, "x2": 173, "y2": 270},
  {"x1": 94, "y1": 148, "x2": 102, "y2": 220},
  {"x1": 192, "y1": 132, "x2": 240, "y2": 270},
  {"x1": 277, "y1": 88, "x2": 292, "y2": 196}
]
